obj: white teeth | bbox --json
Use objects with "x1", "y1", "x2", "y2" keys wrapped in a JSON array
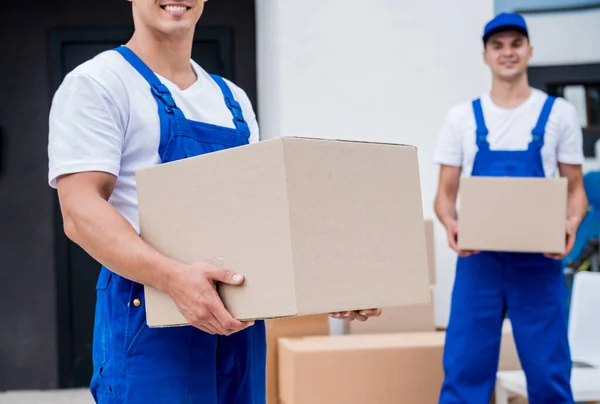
[{"x1": 164, "y1": 5, "x2": 186, "y2": 12}]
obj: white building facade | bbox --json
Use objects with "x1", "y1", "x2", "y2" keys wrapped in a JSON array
[{"x1": 255, "y1": 0, "x2": 600, "y2": 328}]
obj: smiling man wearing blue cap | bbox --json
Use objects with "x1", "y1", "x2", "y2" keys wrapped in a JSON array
[{"x1": 433, "y1": 12, "x2": 588, "y2": 404}]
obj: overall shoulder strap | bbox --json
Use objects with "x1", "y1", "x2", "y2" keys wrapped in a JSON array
[
  {"x1": 113, "y1": 46, "x2": 184, "y2": 118},
  {"x1": 472, "y1": 98, "x2": 489, "y2": 149},
  {"x1": 210, "y1": 74, "x2": 251, "y2": 136},
  {"x1": 113, "y1": 46, "x2": 185, "y2": 159},
  {"x1": 531, "y1": 95, "x2": 557, "y2": 146}
]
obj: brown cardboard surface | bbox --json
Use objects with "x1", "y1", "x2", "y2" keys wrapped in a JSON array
[
  {"x1": 136, "y1": 137, "x2": 431, "y2": 327},
  {"x1": 281, "y1": 138, "x2": 430, "y2": 315},
  {"x1": 346, "y1": 288, "x2": 435, "y2": 334},
  {"x1": 278, "y1": 332, "x2": 445, "y2": 404},
  {"x1": 137, "y1": 139, "x2": 297, "y2": 326},
  {"x1": 458, "y1": 176, "x2": 567, "y2": 254},
  {"x1": 499, "y1": 319, "x2": 521, "y2": 371},
  {"x1": 425, "y1": 219, "x2": 436, "y2": 284},
  {"x1": 266, "y1": 315, "x2": 330, "y2": 404}
]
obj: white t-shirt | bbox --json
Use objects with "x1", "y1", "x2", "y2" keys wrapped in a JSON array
[
  {"x1": 433, "y1": 88, "x2": 584, "y2": 177},
  {"x1": 48, "y1": 50, "x2": 259, "y2": 233}
]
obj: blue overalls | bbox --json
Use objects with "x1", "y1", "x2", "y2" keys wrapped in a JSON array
[
  {"x1": 89, "y1": 46, "x2": 266, "y2": 404},
  {"x1": 439, "y1": 96, "x2": 574, "y2": 404}
]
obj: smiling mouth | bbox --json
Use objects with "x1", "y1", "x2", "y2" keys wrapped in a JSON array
[{"x1": 160, "y1": 4, "x2": 192, "y2": 14}]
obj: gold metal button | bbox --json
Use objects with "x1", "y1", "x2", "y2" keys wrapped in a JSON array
[{"x1": 133, "y1": 298, "x2": 141, "y2": 307}]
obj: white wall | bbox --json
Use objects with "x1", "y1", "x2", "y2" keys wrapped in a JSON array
[
  {"x1": 527, "y1": 8, "x2": 600, "y2": 67},
  {"x1": 256, "y1": 0, "x2": 494, "y2": 329}
]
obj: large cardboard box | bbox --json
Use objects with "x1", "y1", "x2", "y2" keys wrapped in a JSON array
[
  {"x1": 346, "y1": 288, "x2": 435, "y2": 334},
  {"x1": 458, "y1": 177, "x2": 567, "y2": 254},
  {"x1": 266, "y1": 315, "x2": 330, "y2": 404},
  {"x1": 136, "y1": 137, "x2": 431, "y2": 327},
  {"x1": 278, "y1": 332, "x2": 445, "y2": 404}
]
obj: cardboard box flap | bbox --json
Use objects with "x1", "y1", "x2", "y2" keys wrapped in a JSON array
[{"x1": 283, "y1": 135, "x2": 417, "y2": 149}]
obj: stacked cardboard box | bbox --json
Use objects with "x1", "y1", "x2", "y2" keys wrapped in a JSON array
[
  {"x1": 276, "y1": 322, "x2": 521, "y2": 404},
  {"x1": 278, "y1": 332, "x2": 446, "y2": 404},
  {"x1": 345, "y1": 292, "x2": 435, "y2": 335},
  {"x1": 265, "y1": 314, "x2": 330, "y2": 404},
  {"x1": 346, "y1": 219, "x2": 436, "y2": 335}
]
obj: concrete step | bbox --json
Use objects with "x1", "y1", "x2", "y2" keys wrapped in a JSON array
[{"x1": 0, "y1": 389, "x2": 93, "y2": 404}]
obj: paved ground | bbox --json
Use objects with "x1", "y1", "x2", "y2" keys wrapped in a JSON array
[
  {"x1": 0, "y1": 389, "x2": 94, "y2": 404},
  {"x1": 0, "y1": 389, "x2": 545, "y2": 404},
  {"x1": 0, "y1": 389, "x2": 532, "y2": 404}
]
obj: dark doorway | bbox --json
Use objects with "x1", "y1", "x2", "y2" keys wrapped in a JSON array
[
  {"x1": 0, "y1": 126, "x2": 5, "y2": 182},
  {"x1": 49, "y1": 26, "x2": 236, "y2": 388}
]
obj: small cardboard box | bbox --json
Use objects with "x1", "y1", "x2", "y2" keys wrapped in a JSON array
[
  {"x1": 458, "y1": 176, "x2": 567, "y2": 254},
  {"x1": 278, "y1": 332, "x2": 445, "y2": 404},
  {"x1": 266, "y1": 315, "x2": 330, "y2": 404},
  {"x1": 346, "y1": 288, "x2": 435, "y2": 334},
  {"x1": 136, "y1": 136, "x2": 431, "y2": 327}
]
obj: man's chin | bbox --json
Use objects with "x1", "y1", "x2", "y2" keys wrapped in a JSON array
[
  {"x1": 156, "y1": 22, "x2": 195, "y2": 37},
  {"x1": 496, "y1": 70, "x2": 525, "y2": 82}
]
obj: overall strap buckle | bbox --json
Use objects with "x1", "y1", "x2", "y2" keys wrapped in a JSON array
[
  {"x1": 151, "y1": 84, "x2": 178, "y2": 114},
  {"x1": 209, "y1": 73, "x2": 250, "y2": 136},
  {"x1": 225, "y1": 96, "x2": 245, "y2": 123}
]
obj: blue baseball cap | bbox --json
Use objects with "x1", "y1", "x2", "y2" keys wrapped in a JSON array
[{"x1": 483, "y1": 13, "x2": 529, "y2": 44}]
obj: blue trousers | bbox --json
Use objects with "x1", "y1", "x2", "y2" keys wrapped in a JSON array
[
  {"x1": 90, "y1": 268, "x2": 267, "y2": 403},
  {"x1": 439, "y1": 252, "x2": 574, "y2": 404}
]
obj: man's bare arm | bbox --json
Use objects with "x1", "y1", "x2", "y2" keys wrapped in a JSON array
[
  {"x1": 434, "y1": 165, "x2": 476, "y2": 256},
  {"x1": 559, "y1": 162, "x2": 588, "y2": 228},
  {"x1": 57, "y1": 171, "x2": 178, "y2": 290},
  {"x1": 434, "y1": 165, "x2": 461, "y2": 228},
  {"x1": 56, "y1": 171, "x2": 250, "y2": 335},
  {"x1": 550, "y1": 162, "x2": 589, "y2": 259}
]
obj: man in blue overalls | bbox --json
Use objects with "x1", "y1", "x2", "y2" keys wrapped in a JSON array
[
  {"x1": 47, "y1": 1, "x2": 380, "y2": 403},
  {"x1": 433, "y1": 13, "x2": 589, "y2": 404}
]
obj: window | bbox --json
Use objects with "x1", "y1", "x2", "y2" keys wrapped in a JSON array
[
  {"x1": 548, "y1": 83, "x2": 600, "y2": 129},
  {"x1": 529, "y1": 63, "x2": 600, "y2": 157}
]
